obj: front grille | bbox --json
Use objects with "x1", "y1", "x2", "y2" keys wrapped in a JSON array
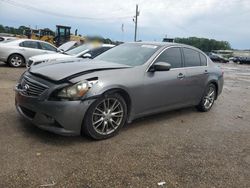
[{"x1": 20, "y1": 76, "x2": 48, "y2": 97}]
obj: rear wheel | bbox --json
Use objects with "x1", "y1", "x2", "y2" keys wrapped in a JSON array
[
  {"x1": 8, "y1": 54, "x2": 24, "y2": 67},
  {"x1": 82, "y1": 93, "x2": 127, "y2": 140},
  {"x1": 197, "y1": 84, "x2": 216, "y2": 112}
]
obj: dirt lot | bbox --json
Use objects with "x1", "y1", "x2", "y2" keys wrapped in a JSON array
[{"x1": 0, "y1": 62, "x2": 249, "y2": 188}]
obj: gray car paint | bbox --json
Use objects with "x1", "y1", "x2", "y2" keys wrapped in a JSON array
[{"x1": 15, "y1": 42, "x2": 223, "y2": 135}]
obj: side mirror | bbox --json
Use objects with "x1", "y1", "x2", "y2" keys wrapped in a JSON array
[
  {"x1": 82, "y1": 53, "x2": 92, "y2": 59},
  {"x1": 149, "y1": 62, "x2": 171, "y2": 72}
]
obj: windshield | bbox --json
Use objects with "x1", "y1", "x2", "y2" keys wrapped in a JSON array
[
  {"x1": 65, "y1": 44, "x2": 91, "y2": 55},
  {"x1": 95, "y1": 43, "x2": 160, "y2": 66}
]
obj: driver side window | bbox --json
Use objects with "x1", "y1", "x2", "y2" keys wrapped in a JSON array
[{"x1": 155, "y1": 47, "x2": 182, "y2": 68}]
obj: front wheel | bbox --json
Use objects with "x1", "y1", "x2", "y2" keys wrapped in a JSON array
[
  {"x1": 82, "y1": 93, "x2": 128, "y2": 140},
  {"x1": 196, "y1": 84, "x2": 216, "y2": 112}
]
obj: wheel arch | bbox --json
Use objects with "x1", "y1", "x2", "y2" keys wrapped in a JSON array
[
  {"x1": 102, "y1": 88, "x2": 132, "y2": 120},
  {"x1": 7, "y1": 53, "x2": 26, "y2": 64},
  {"x1": 207, "y1": 80, "x2": 218, "y2": 99}
]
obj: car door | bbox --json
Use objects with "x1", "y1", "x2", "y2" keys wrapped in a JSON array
[
  {"x1": 182, "y1": 47, "x2": 209, "y2": 104},
  {"x1": 19, "y1": 41, "x2": 45, "y2": 59},
  {"x1": 142, "y1": 47, "x2": 189, "y2": 114}
]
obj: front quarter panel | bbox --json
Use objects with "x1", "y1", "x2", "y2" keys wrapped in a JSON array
[{"x1": 70, "y1": 67, "x2": 145, "y2": 119}]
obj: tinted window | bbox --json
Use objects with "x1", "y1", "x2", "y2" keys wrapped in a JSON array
[
  {"x1": 20, "y1": 41, "x2": 39, "y2": 49},
  {"x1": 155, "y1": 47, "x2": 182, "y2": 68},
  {"x1": 95, "y1": 43, "x2": 160, "y2": 66},
  {"x1": 90, "y1": 47, "x2": 112, "y2": 58},
  {"x1": 40, "y1": 42, "x2": 57, "y2": 51},
  {"x1": 183, "y1": 48, "x2": 201, "y2": 67},
  {"x1": 200, "y1": 53, "x2": 207, "y2": 66}
]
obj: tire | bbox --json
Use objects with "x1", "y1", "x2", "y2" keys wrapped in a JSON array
[
  {"x1": 196, "y1": 84, "x2": 217, "y2": 112},
  {"x1": 82, "y1": 93, "x2": 128, "y2": 140},
  {"x1": 8, "y1": 54, "x2": 24, "y2": 67}
]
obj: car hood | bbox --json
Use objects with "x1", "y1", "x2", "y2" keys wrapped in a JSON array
[
  {"x1": 29, "y1": 60, "x2": 131, "y2": 82},
  {"x1": 30, "y1": 53, "x2": 72, "y2": 62}
]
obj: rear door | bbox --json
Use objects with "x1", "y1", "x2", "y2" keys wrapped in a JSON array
[
  {"x1": 20, "y1": 41, "x2": 45, "y2": 59},
  {"x1": 142, "y1": 47, "x2": 189, "y2": 113},
  {"x1": 182, "y1": 47, "x2": 209, "y2": 104}
]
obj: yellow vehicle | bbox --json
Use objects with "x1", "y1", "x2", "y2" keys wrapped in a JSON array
[
  {"x1": 54, "y1": 25, "x2": 85, "y2": 46},
  {"x1": 22, "y1": 25, "x2": 85, "y2": 47}
]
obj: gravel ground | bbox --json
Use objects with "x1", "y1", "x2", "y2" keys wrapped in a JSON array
[{"x1": 0, "y1": 62, "x2": 249, "y2": 188}]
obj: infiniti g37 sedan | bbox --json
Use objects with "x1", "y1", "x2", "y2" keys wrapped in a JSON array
[{"x1": 15, "y1": 42, "x2": 223, "y2": 140}]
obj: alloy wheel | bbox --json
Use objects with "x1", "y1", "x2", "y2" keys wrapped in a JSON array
[
  {"x1": 92, "y1": 98, "x2": 124, "y2": 135},
  {"x1": 203, "y1": 86, "x2": 215, "y2": 110},
  {"x1": 10, "y1": 56, "x2": 22, "y2": 67}
]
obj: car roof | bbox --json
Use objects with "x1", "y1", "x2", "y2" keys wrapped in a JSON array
[
  {"x1": 128, "y1": 41, "x2": 205, "y2": 54},
  {"x1": 11, "y1": 39, "x2": 57, "y2": 48},
  {"x1": 12, "y1": 38, "x2": 53, "y2": 44}
]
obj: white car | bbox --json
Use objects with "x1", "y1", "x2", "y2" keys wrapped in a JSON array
[
  {"x1": 27, "y1": 43, "x2": 115, "y2": 67},
  {"x1": 0, "y1": 36, "x2": 17, "y2": 42},
  {"x1": 0, "y1": 39, "x2": 58, "y2": 67}
]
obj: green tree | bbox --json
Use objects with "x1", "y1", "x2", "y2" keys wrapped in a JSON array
[{"x1": 174, "y1": 37, "x2": 231, "y2": 52}]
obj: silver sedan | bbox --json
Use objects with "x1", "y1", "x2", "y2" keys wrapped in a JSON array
[{"x1": 0, "y1": 39, "x2": 58, "y2": 67}]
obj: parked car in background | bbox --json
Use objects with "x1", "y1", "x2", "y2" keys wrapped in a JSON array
[
  {"x1": 0, "y1": 39, "x2": 58, "y2": 67},
  {"x1": 0, "y1": 36, "x2": 17, "y2": 42},
  {"x1": 230, "y1": 56, "x2": 250, "y2": 64},
  {"x1": 27, "y1": 43, "x2": 115, "y2": 67},
  {"x1": 15, "y1": 42, "x2": 223, "y2": 140},
  {"x1": 208, "y1": 52, "x2": 229, "y2": 63}
]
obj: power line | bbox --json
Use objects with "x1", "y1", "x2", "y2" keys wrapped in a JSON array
[{"x1": 0, "y1": 0, "x2": 133, "y2": 21}]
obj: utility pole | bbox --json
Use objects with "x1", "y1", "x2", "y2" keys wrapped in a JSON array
[{"x1": 134, "y1": 4, "x2": 139, "y2": 42}]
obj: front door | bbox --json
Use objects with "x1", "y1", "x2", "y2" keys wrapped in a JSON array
[{"x1": 141, "y1": 47, "x2": 189, "y2": 114}]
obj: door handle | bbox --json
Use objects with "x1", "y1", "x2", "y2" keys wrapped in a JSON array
[
  {"x1": 204, "y1": 70, "x2": 209, "y2": 74},
  {"x1": 177, "y1": 73, "x2": 185, "y2": 79}
]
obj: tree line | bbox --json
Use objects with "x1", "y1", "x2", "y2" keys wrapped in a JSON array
[
  {"x1": 174, "y1": 37, "x2": 231, "y2": 52},
  {"x1": 0, "y1": 25, "x2": 232, "y2": 51}
]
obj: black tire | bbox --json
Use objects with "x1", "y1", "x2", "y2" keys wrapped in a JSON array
[
  {"x1": 196, "y1": 83, "x2": 217, "y2": 112},
  {"x1": 8, "y1": 54, "x2": 24, "y2": 67},
  {"x1": 82, "y1": 93, "x2": 128, "y2": 140}
]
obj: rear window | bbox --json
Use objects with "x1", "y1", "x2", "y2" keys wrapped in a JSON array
[{"x1": 183, "y1": 48, "x2": 201, "y2": 67}]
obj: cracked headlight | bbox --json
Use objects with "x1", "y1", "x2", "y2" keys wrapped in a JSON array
[{"x1": 55, "y1": 80, "x2": 97, "y2": 100}]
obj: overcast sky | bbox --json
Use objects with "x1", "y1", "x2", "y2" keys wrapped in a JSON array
[{"x1": 0, "y1": 0, "x2": 249, "y2": 49}]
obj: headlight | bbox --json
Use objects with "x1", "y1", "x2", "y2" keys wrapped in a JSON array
[{"x1": 54, "y1": 80, "x2": 97, "y2": 100}]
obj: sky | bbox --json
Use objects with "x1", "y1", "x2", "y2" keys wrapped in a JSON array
[{"x1": 0, "y1": 0, "x2": 249, "y2": 49}]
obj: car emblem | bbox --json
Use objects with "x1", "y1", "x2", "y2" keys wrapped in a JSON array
[{"x1": 24, "y1": 84, "x2": 29, "y2": 91}]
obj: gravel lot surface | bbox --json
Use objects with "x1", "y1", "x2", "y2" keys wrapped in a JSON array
[{"x1": 0, "y1": 62, "x2": 249, "y2": 188}]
